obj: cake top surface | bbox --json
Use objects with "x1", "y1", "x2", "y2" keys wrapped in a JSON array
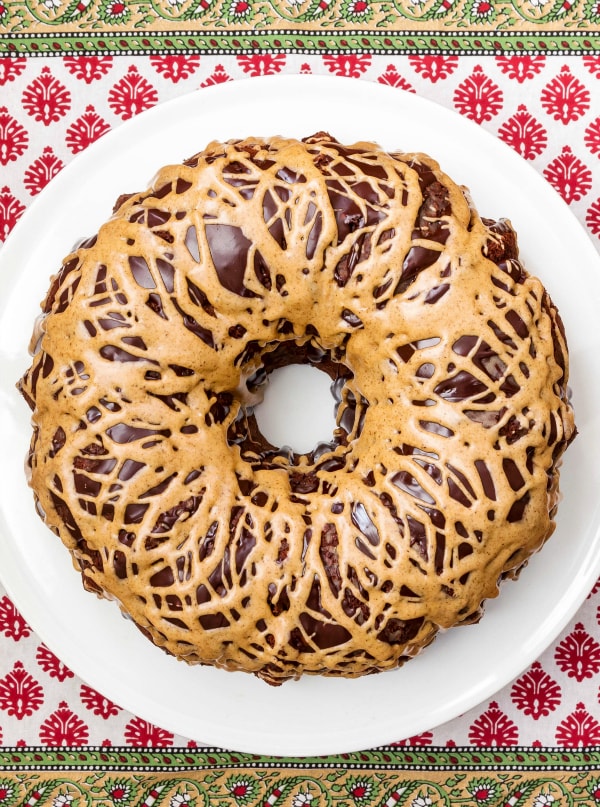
[{"x1": 18, "y1": 132, "x2": 575, "y2": 687}]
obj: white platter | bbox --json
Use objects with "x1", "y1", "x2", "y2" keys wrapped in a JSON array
[{"x1": 1, "y1": 74, "x2": 600, "y2": 757}]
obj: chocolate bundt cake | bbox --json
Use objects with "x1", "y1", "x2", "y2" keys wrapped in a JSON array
[{"x1": 18, "y1": 132, "x2": 576, "y2": 685}]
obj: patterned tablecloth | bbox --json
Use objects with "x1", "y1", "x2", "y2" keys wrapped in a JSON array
[{"x1": 1, "y1": 44, "x2": 600, "y2": 798}]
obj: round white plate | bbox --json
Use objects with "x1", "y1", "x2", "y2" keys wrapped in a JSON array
[{"x1": 1, "y1": 75, "x2": 600, "y2": 757}]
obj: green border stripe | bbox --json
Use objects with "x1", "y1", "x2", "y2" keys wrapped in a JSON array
[
  {"x1": 1, "y1": 30, "x2": 600, "y2": 55},
  {"x1": 1, "y1": 747, "x2": 600, "y2": 771}
]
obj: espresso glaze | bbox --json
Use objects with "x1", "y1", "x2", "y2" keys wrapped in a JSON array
[{"x1": 19, "y1": 133, "x2": 575, "y2": 684}]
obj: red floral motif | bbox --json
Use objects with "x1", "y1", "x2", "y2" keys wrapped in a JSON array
[
  {"x1": 65, "y1": 105, "x2": 111, "y2": 154},
  {"x1": 237, "y1": 53, "x2": 286, "y2": 76},
  {"x1": 300, "y1": 63, "x2": 312, "y2": 74},
  {"x1": 36, "y1": 644, "x2": 75, "y2": 682},
  {"x1": 228, "y1": 0, "x2": 251, "y2": 18},
  {"x1": 0, "y1": 107, "x2": 29, "y2": 166},
  {"x1": 555, "y1": 701, "x2": 600, "y2": 746},
  {"x1": 21, "y1": 67, "x2": 71, "y2": 127},
  {"x1": 587, "y1": 197, "x2": 600, "y2": 239},
  {"x1": 408, "y1": 55, "x2": 459, "y2": 83},
  {"x1": 468, "y1": 701, "x2": 519, "y2": 745},
  {"x1": 105, "y1": 780, "x2": 133, "y2": 802},
  {"x1": 376, "y1": 64, "x2": 415, "y2": 92},
  {"x1": 582, "y1": 55, "x2": 600, "y2": 78},
  {"x1": 543, "y1": 146, "x2": 593, "y2": 205},
  {"x1": 540, "y1": 66, "x2": 591, "y2": 125},
  {"x1": 0, "y1": 595, "x2": 31, "y2": 641},
  {"x1": 0, "y1": 186, "x2": 25, "y2": 241},
  {"x1": 322, "y1": 54, "x2": 372, "y2": 78},
  {"x1": 23, "y1": 147, "x2": 64, "y2": 196},
  {"x1": 0, "y1": 56, "x2": 27, "y2": 85},
  {"x1": 103, "y1": 0, "x2": 128, "y2": 21},
  {"x1": 453, "y1": 65, "x2": 503, "y2": 124},
  {"x1": 510, "y1": 661, "x2": 562, "y2": 719},
  {"x1": 555, "y1": 622, "x2": 600, "y2": 681},
  {"x1": 39, "y1": 700, "x2": 89, "y2": 745},
  {"x1": 107, "y1": 66, "x2": 158, "y2": 121},
  {"x1": 391, "y1": 731, "x2": 433, "y2": 745},
  {"x1": 470, "y1": 0, "x2": 493, "y2": 20},
  {"x1": 495, "y1": 54, "x2": 546, "y2": 83},
  {"x1": 0, "y1": 661, "x2": 44, "y2": 719},
  {"x1": 64, "y1": 56, "x2": 114, "y2": 84},
  {"x1": 229, "y1": 780, "x2": 251, "y2": 800},
  {"x1": 80, "y1": 684, "x2": 121, "y2": 719},
  {"x1": 123, "y1": 716, "x2": 174, "y2": 746},
  {"x1": 150, "y1": 55, "x2": 201, "y2": 83},
  {"x1": 497, "y1": 104, "x2": 547, "y2": 160},
  {"x1": 584, "y1": 117, "x2": 600, "y2": 158},
  {"x1": 200, "y1": 64, "x2": 233, "y2": 87},
  {"x1": 470, "y1": 782, "x2": 496, "y2": 802}
]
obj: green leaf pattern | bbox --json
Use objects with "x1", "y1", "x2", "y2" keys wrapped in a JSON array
[{"x1": 0, "y1": 750, "x2": 599, "y2": 807}]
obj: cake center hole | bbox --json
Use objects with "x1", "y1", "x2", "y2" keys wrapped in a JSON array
[{"x1": 255, "y1": 364, "x2": 337, "y2": 454}]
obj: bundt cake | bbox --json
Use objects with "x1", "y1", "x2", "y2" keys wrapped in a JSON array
[{"x1": 18, "y1": 132, "x2": 576, "y2": 684}]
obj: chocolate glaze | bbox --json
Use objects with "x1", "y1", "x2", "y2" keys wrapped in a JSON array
[{"x1": 18, "y1": 132, "x2": 576, "y2": 686}]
